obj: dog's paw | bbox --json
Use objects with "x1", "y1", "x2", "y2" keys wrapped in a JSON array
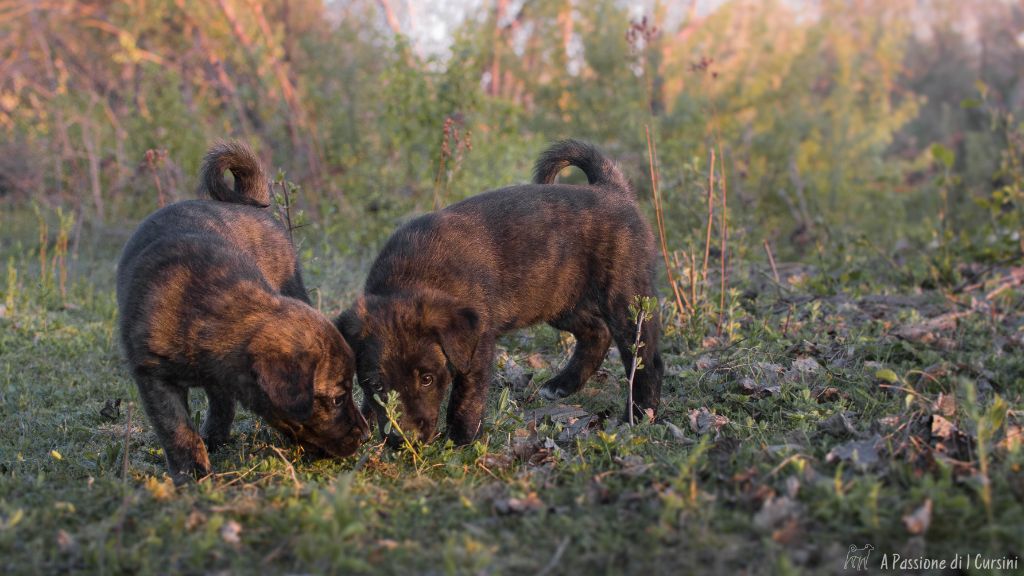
[
  {"x1": 539, "y1": 381, "x2": 572, "y2": 401},
  {"x1": 201, "y1": 433, "x2": 231, "y2": 453}
]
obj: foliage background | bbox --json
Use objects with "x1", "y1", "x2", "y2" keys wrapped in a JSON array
[
  {"x1": 1, "y1": 1, "x2": 1023, "y2": 574},
  {"x1": 2, "y1": 0, "x2": 1022, "y2": 263}
]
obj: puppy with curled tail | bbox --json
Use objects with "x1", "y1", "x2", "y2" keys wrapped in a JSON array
[
  {"x1": 338, "y1": 139, "x2": 663, "y2": 446},
  {"x1": 118, "y1": 141, "x2": 368, "y2": 484}
]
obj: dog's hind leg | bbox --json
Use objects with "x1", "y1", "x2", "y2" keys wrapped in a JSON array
[
  {"x1": 200, "y1": 385, "x2": 235, "y2": 452},
  {"x1": 604, "y1": 296, "x2": 664, "y2": 422},
  {"x1": 135, "y1": 371, "x2": 211, "y2": 484},
  {"x1": 540, "y1": 310, "x2": 612, "y2": 401}
]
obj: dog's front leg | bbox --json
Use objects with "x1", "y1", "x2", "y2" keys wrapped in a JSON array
[
  {"x1": 200, "y1": 385, "x2": 235, "y2": 451},
  {"x1": 135, "y1": 372, "x2": 211, "y2": 484},
  {"x1": 446, "y1": 337, "x2": 495, "y2": 445}
]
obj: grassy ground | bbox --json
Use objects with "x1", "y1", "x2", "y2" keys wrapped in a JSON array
[{"x1": 1, "y1": 207, "x2": 1022, "y2": 575}]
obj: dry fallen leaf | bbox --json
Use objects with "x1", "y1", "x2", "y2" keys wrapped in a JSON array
[
  {"x1": 478, "y1": 452, "x2": 514, "y2": 471},
  {"x1": 791, "y1": 357, "x2": 821, "y2": 374},
  {"x1": 494, "y1": 492, "x2": 544, "y2": 515},
  {"x1": 689, "y1": 407, "x2": 730, "y2": 436},
  {"x1": 185, "y1": 509, "x2": 207, "y2": 531},
  {"x1": 696, "y1": 355, "x2": 719, "y2": 371},
  {"x1": 826, "y1": 436, "x2": 881, "y2": 470},
  {"x1": 893, "y1": 312, "x2": 963, "y2": 341},
  {"x1": 902, "y1": 499, "x2": 932, "y2": 535},
  {"x1": 497, "y1": 355, "x2": 532, "y2": 391},
  {"x1": 739, "y1": 377, "x2": 780, "y2": 398},
  {"x1": 220, "y1": 519, "x2": 242, "y2": 545},
  {"x1": 525, "y1": 353, "x2": 547, "y2": 370},
  {"x1": 815, "y1": 386, "x2": 843, "y2": 403},
  {"x1": 999, "y1": 425, "x2": 1022, "y2": 453},
  {"x1": 818, "y1": 411, "x2": 859, "y2": 437},
  {"x1": 663, "y1": 421, "x2": 691, "y2": 444},
  {"x1": 56, "y1": 529, "x2": 77, "y2": 554},
  {"x1": 754, "y1": 496, "x2": 801, "y2": 531},
  {"x1": 930, "y1": 415, "x2": 957, "y2": 441},
  {"x1": 932, "y1": 392, "x2": 956, "y2": 417}
]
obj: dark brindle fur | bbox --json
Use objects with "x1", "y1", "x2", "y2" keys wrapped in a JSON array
[
  {"x1": 117, "y1": 141, "x2": 368, "y2": 483},
  {"x1": 338, "y1": 140, "x2": 663, "y2": 445}
]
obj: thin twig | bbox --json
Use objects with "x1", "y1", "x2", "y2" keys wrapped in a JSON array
[
  {"x1": 626, "y1": 311, "x2": 646, "y2": 426},
  {"x1": 536, "y1": 537, "x2": 570, "y2": 576},
  {"x1": 701, "y1": 149, "x2": 716, "y2": 298},
  {"x1": 120, "y1": 402, "x2": 133, "y2": 482},
  {"x1": 269, "y1": 445, "x2": 302, "y2": 491},
  {"x1": 763, "y1": 239, "x2": 781, "y2": 284},
  {"x1": 646, "y1": 124, "x2": 690, "y2": 318},
  {"x1": 717, "y1": 145, "x2": 728, "y2": 336}
]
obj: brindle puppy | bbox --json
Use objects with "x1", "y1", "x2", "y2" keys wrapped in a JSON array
[
  {"x1": 117, "y1": 141, "x2": 368, "y2": 484},
  {"x1": 338, "y1": 140, "x2": 663, "y2": 445}
]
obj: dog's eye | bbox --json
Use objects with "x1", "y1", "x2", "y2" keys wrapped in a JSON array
[
  {"x1": 420, "y1": 373, "x2": 434, "y2": 388},
  {"x1": 332, "y1": 392, "x2": 347, "y2": 406}
]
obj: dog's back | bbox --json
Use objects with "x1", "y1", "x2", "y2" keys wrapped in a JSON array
[
  {"x1": 365, "y1": 141, "x2": 654, "y2": 329},
  {"x1": 117, "y1": 232, "x2": 274, "y2": 369},
  {"x1": 118, "y1": 200, "x2": 306, "y2": 303}
]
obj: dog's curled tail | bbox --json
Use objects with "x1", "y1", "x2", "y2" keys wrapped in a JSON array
[
  {"x1": 198, "y1": 141, "x2": 271, "y2": 207},
  {"x1": 532, "y1": 139, "x2": 631, "y2": 194}
]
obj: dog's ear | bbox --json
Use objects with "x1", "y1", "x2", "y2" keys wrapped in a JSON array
[
  {"x1": 335, "y1": 299, "x2": 368, "y2": 348},
  {"x1": 252, "y1": 351, "x2": 315, "y2": 421},
  {"x1": 335, "y1": 308, "x2": 362, "y2": 347},
  {"x1": 421, "y1": 301, "x2": 477, "y2": 373}
]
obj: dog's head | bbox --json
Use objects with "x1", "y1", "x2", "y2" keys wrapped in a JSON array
[
  {"x1": 336, "y1": 293, "x2": 479, "y2": 445},
  {"x1": 248, "y1": 302, "x2": 369, "y2": 457}
]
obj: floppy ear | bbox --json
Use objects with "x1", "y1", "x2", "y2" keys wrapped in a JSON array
[
  {"x1": 252, "y1": 352, "x2": 315, "y2": 421},
  {"x1": 334, "y1": 302, "x2": 364, "y2": 348},
  {"x1": 435, "y1": 306, "x2": 480, "y2": 373}
]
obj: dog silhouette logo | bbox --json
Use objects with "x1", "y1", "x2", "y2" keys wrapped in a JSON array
[{"x1": 844, "y1": 544, "x2": 875, "y2": 571}]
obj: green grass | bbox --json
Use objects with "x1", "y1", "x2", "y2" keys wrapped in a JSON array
[{"x1": 1, "y1": 210, "x2": 1022, "y2": 575}]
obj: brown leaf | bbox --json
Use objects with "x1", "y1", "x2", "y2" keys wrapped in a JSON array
[
  {"x1": 497, "y1": 355, "x2": 532, "y2": 391},
  {"x1": 772, "y1": 518, "x2": 802, "y2": 545},
  {"x1": 523, "y1": 404, "x2": 589, "y2": 423},
  {"x1": 663, "y1": 421, "x2": 692, "y2": 444},
  {"x1": 754, "y1": 496, "x2": 801, "y2": 531},
  {"x1": 478, "y1": 452, "x2": 514, "y2": 471},
  {"x1": 185, "y1": 509, "x2": 207, "y2": 531},
  {"x1": 220, "y1": 520, "x2": 242, "y2": 545},
  {"x1": 930, "y1": 415, "x2": 957, "y2": 441},
  {"x1": 695, "y1": 355, "x2": 719, "y2": 371},
  {"x1": 902, "y1": 499, "x2": 932, "y2": 535},
  {"x1": 56, "y1": 529, "x2": 77, "y2": 554},
  {"x1": 893, "y1": 311, "x2": 967, "y2": 344},
  {"x1": 932, "y1": 392, "x2": 956, "y2": 417},
  {"x1": 826, "y1": 436, "x2": 881, "y2": 470},
  {"x1": 614, "y1": 455, "x2": 652, "y2": 478},
  {"x1": 739, "y1": 377, "x2": 780, "y2": 398},
  {"x1": 689, "y1": 407, "x2": 730, "y2": 436},
  {"x1": 999, "y1": 425, "x2": 1022, "y2": 453},
  {"x1": 814, "y1": 386, "x2": 844, "y2": 403},
  {"x1": 525, "y1": 353, "x2": 547, "y2": 370},
  {"x1": 818, "y1": 411, "x2": 859, "y2": 437},
  {"x1": 494, "y1": 492, "x2": 544, "y2": 515}
]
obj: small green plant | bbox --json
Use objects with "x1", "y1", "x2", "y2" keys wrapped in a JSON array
[
  {"x1": 32, "y1": 203, "x2": 49, "y2": 292},
  {"x1": 52, "y1": 207, "x2": 74, "y2": 304},
  {"x1": 432, "y1": 116, "x2": 471, "y2": 210},
  {"x1": 626, "y1": 295, "x2": 657, "y2": 425},
  {"x1": 963, "y1": 381, "x2": 1008, "y2": 525},
  {"x1": 375, "y1": 389, "x2": 421, "y2": 465},
  {"x1": 4, "y1": 256, "x2": 16, "y2": 315},
  {"x1": 272, "y1": 170, "x2": 307, "y2": 247}
]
